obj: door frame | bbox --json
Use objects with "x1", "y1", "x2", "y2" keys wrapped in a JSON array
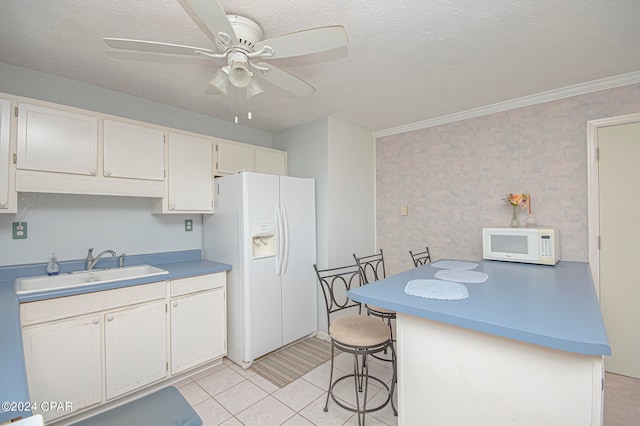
[{"x1": 587, "y1": 112, "x2": 640, "y2": 297}]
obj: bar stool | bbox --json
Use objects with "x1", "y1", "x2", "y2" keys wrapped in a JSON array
[
  {"x1": 353, "y1": 250, "x2": 396, "y2": 347},
  {"x1": 313, "y1": 263, "x2": 397, "y2": 425},
  {"x1": 410, "y1": 246, "x2": 432, "y2": 267}
]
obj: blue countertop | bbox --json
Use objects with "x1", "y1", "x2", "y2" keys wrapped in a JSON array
[
  {"x1": 348, "y1": 259, "x2": 610, "y2": 356},
  {"x1": 0, "y1": 250, "x2": 231, "y2": 424}
]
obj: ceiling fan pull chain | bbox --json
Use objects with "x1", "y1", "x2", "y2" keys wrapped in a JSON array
[
  {"x1": 248, "y1": 92, "x2": 252, "y2": 120},
  {"x1": 234, "y1": 87, "x2": 239, "y2": 124}
]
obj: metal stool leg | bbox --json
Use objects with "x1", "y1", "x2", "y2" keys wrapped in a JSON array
[
  {"x1": 324, "y1": 341, "x2": 336, "y2": 412},
  {"x1": 390, "y1": 341, "x2": 398, "y2": 416}
]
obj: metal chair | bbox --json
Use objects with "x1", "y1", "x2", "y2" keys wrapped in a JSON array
[
  {"x1": 410, "y1": 246, "x2": 432, "y2": 267},
  {"x1": 353, "y1": 250, "x2": 396, "y2": 344},
  {"x1": 313, "y1": 263, "x2": 397, "y2": 424}
]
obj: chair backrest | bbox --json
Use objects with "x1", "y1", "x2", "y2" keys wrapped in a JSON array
[
  {"x1": 410, "y1": 247, "x2": 432, "y2": 267},
  {"x1": 353, "y1": 249, "x2": 386, "y2": 284},
  {"x1": 313, "y1": 263, "x2": 363, "y2": 327}
]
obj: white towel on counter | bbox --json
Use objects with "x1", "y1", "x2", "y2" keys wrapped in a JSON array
[
  {"x1": 430, "y1": 260, "x2": 478, "y2": 270},
  {"x1": 404, "y1": 279, "x2": 469, "y2": 301},
  {"x1": 434, "y1": 269, "x2": 489, "y2": 284}
]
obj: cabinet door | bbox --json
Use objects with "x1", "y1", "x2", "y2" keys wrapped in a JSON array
[
  {"x1": 103, "y1": 120, "x2": 165, "y2": 180},
  {"x1": 255, "y1": 148, "x2": 287, "y2": 176},
  {"x1": 170, "y1": 288, "x2": 226, "y2": 374},
  {"x1": 16, "y1": 103, "x2": 98, "y2": 175},
  {"x1": 22, "y1": 315, "x2": 102, "y2": 422},
  {"x1": 216, "y1": 140, "x2": 255, "y2": 175},
  {"x1": 167, "y1": 132, "x2": 213, "y2": 212},
  {"x1": 105, "y1": 301, "x2": 167, "y2": 400},
  {"x1": 0, "y1": 98, "x2": 11, "y2": 211}
]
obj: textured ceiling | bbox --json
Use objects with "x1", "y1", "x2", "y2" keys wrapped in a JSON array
[{"x1": 1, "y1": 0, "x2": 640, "y2": 133}]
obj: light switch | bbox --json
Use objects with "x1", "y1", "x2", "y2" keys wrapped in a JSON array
[{"x1": 401, "y1": 205, "x2": 409, "y2": 216}]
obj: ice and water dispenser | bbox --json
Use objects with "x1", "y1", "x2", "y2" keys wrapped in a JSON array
[{"x1": 251, "y1": 223, "x2": 276, "y2": 258}]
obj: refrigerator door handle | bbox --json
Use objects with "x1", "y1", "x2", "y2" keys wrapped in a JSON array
[
  {"x1": 281, "y1": 203, "x2": 290, "y2": 275},
  {"x1": 275, "y1": 203, "x2": 284, "y2": 276}
]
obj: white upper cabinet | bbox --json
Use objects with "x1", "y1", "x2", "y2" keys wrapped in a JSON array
[
  {"x1": 103, "y1": 119, "x2": 165, "y2": 181},
  {"x1": 155, "y1": 131, "x2": 214, "y2": 213},
  {"x1": 8, "y1": 95, "x2": 286, "y2": 209},
  {"x1": 0, "y1": 97, "x2": 15, "y2": 213},
  {"x1": 216, "y1": 139, "x2": 255, "y2": 174},
  {"x1": 216, "y1": 139, "x2": 287, "y2": 176},
  {"x1": 17, "y1": 103, "x2": 98, "y2": 175},
  {"x1": 255, "y1": 147, "x2": 287, "y2": 176},
  {"x1": 14, "y1": 102, "x2": 165, "y2": 197}
]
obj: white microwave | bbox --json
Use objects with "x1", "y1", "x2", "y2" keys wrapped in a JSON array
[{"x1": 482, "y1": 227, "x2": 560, "y2": 265}]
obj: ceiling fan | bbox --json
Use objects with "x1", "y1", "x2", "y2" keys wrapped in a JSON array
[{"x1": 102, "y1": 0, "x2": 348, "y2": 103}]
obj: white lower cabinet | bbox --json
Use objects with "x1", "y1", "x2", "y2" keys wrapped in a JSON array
[
  {"x1": 20, "y1": 273, "x2": 226, "y2": 422},
  {"x1": 105, "y1": 301, "x2": 167, "y2": 399},
  {"x1": 22, "y1": 314, "x2": 102, "y2": 422},
  {"x1": 171, "y1": 287, "x2": 225, "y2": 374}
]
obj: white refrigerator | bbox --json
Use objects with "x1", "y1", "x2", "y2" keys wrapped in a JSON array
[{"x1": 203, "y1": 172, "x2": 317, "y2": 368}]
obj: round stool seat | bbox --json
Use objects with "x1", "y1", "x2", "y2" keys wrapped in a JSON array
[{"x1": 330, "y1": 315, "x2": 391, "y2": 347}]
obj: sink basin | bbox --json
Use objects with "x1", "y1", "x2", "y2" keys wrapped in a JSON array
[{"x1": 15, "y1": 265, "x2": 169, "y2": 294}]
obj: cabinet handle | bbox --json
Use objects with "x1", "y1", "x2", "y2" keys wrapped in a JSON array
[
  {"x1": 106, "y1": 314, "x2": 114, "y2": 321},
  {"x1": 170, "y1": 205, "x2": 175, "y2": 210},
  {"x1": 172, "y1": 301, "x2": 178, "y2": 307},
  {"x1": 92, "y1": 317, "x2": 100, "y2": 324},
  {"x1": 90, "y1": 169, "x2": 97, "y2": 175},
  {"x1": 0, "y1": 201, "x2": 6, "y2": 208},
  {"x1": 105, "y1": 170, "x2": 112, "y2": 176}
]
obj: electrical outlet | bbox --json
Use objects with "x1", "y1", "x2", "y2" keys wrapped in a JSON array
[
  {"x1": 12, "y1": 222, "x2": 28, "y2": 239},
  {"x1": 401, "y1": 205, "x2": 409, "y2": 216},
  {"x1": 184, "y1": 219, "x2": 193, "y2": 232}
]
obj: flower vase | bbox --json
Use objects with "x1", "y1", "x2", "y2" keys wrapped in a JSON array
[{"x1": 510, "y1": 205, "x2": 520, "y2": 227}]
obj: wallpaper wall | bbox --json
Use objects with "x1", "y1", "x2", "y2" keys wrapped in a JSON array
[{"x1": 376, "y1": 83, "x2": 640, "y2": 275}]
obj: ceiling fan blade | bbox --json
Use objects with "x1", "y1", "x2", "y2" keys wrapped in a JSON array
[
  {"x1": 103, "y1": 38, "x2": 214, "y2": 56},
  {"x1": 184, "y1": 0, "x2": 238, "y2": 45},
  {"x1": 255, "y1": 62, "x2": 315, "y2": 97},
  {"x1": 255, "y1": 26, "x2": 347, "y2": 59}
]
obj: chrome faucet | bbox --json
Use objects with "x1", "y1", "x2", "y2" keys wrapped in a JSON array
[{"x1": 86, "y1": 248, "x2": 117, "y2": 270}]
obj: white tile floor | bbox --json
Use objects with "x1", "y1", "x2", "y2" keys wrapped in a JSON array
[{"x1": 176, "y1": 352, "x2": 398, "y2": 426}]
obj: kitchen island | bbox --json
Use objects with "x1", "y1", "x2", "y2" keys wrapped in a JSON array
[{"x1": 348, "y1": 260, "x2": 610, "y2": 426}]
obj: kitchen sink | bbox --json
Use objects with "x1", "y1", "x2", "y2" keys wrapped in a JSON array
[{"x1": 15, "y1": 265, "x2": 169, "y2": 294}]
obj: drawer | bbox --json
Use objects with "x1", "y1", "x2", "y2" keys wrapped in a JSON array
[
  {"x1": 170, "y1": 273, "x2": 225, "y2": 297},
  {"x1": 20, "y1": 281, "x2": 166, "y2": 326}
]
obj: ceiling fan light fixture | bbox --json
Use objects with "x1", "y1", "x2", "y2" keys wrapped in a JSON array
[
  {"x1": 246, "y1": 78, "x2": 264, "y2": 98},
  {"x1": 209, "y1": 66, "x2": 230, "y2": 94},
  {"x1": 228, "y1": 60, "x2": 252, "y2": 88}
]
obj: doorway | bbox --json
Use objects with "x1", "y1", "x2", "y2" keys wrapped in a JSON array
[{"x1": 588, "y1": 113, "x2": 640, "y2": 379}]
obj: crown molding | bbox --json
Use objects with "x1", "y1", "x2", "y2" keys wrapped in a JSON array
[{"x1": 372, "y1": 71, "x2": 640, "y2": 139}]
